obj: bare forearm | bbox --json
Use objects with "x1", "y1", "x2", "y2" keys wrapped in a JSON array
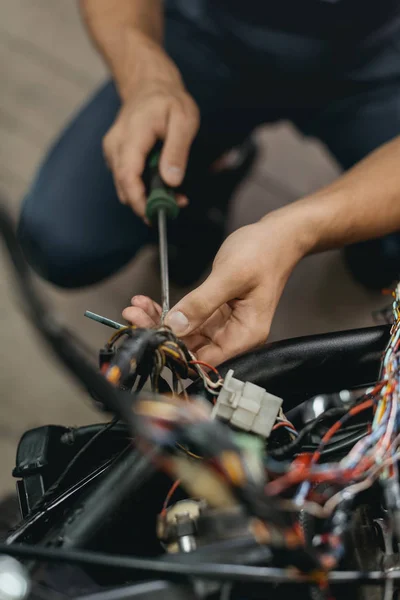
[
  {"x1": 262, "y1": 135, "x2": 400, "y2": 256},
  {"x1": 79, "y1": 0, "x2": 166, "y2": 99}
]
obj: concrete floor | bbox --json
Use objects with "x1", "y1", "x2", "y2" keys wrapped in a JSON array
[{"x1": 0, "y1": 1, "x2": 388, "y2": 494}]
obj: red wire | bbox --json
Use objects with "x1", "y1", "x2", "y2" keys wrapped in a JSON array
[
  {"x1": 272, "y1": 421, "x2": 297, "y2": 433},
  {"x1": 310, "y1": 398, "x2": 374, "y2": 465},
  {"x1": 161, "y1": 479, "x2": 181, "y2": 515},
  {"x1": 265, "y1": 470, "x2": 309, "y2": 497},
  {"x1": 265, "y1": 393, "x2": 379, "y2": 497},
  {"x1": 190, "y1": 360, "x2": 221, "y2": 377}
]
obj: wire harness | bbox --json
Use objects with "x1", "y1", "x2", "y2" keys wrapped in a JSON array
[{"x1": 4, "y1": 200, "x2": 400, "y2": 597}]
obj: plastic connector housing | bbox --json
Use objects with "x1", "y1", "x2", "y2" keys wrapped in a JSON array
[{"x1": 211, "y1": 370, "x2": 283, "y2": 439}]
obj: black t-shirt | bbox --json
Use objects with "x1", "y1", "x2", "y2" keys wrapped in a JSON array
[{"x1": 210, "y1": 0, "x2": 400, "y2": 40}]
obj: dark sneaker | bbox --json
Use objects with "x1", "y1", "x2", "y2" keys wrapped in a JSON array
[
  {"x1": 166, "y1": 137, "x2": 258, "y2": 287},
  {"x1": 343, "y1": 234, "x2": 400, "y2": 291}
]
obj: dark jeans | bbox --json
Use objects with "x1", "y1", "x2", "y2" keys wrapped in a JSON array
[{"x1": 18, "y1": 4, "x2": 400, "y2": 288}]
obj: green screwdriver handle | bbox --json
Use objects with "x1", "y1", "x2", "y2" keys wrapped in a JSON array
[{"x1": 145, "y1": 151, "x2": 180, "y2": 223}]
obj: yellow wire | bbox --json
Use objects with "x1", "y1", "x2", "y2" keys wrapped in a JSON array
[
  {"x1": 375, "y1": 399, "x2": 387, "y2": 424},
  {"x1": 107, "y1": 326, "x2": 135, "y2": 347},
  {"x1": 163, "y1": 347, "x2": 182, "y2": 361},
  {"x1": 176, "y1": 443, "x2": 203, "y2": 460}
]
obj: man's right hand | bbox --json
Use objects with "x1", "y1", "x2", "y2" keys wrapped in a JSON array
[{"x1": 102, "y1": 41, "x2": 200, "y2": 218}]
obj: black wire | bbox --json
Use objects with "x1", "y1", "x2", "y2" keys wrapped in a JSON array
[
  {"x1": 66, "y1": 423, "x2": 128, "y2": 439},
  {"x1": 172, "y1": 371, "x2": 179, "y2": 395},
  {"x1": 0, "y1": 542, "x2": 397, "y2": 585},
  {"x1": 0, "y1": 205, "x2": 136, "y2": 429},
  {"x1": 136, "y1": 374, "x2": 149, "y2": 393},
  {"x1": 299, "y1": 429, "x2": 367, "y2": 459},
  {"x1": 268, "y1": 407, "x2": 349, "y2": 459},
  {"x1": 269, "y1": 397, "x2": 374, "y2": 460},
  {"x1": 39, "y1": 418, "x2": 120, "y2": 504}
]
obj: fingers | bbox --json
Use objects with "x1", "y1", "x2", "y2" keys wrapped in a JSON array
[
  {"x1": 176, "y1": 193, "x2": 189, "y2": 208},
  {"x1": 122, "y1": 295, "x2": 162, "y2": 328},
  {"x1": 103, "y1": 93, "x2": 198, "y2": 220},
  {"x1": 164, "y1": 270, "x2": 237, "y2": 337},
  {"x1": 132, "y1": 294, "x2": 162, "y2": 318},
  {"x1": 103, "y1": 123, "x2": 157, "y2": 219},
  {"x1": 122, "y1": 306, "x2": 158, "y2": 328},
  {"x1": 195, "y1": 316, "x2": 269, "y2": 367},
  {"x1": 195, "y1": 345, "x2": 225, "y2": 367},
  {"x1": 159, "y1": 97, "x2": 200, "y2": 187},
  {"x1": 187, "y1": 287, "x2": 272, "y2": 366}
]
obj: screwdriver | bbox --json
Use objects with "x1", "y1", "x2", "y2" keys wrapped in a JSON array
[{"x1": 145, "y1": 151, "x2": 180, "y2": 323}]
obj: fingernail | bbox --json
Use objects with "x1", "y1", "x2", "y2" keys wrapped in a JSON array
[
  {"x1": 165, "y1": 311, "x2": 189, "y2": 335},
  {"x1": 167, "y1": 165, "x2": 182, "y2": 175},
  {"x1": 165, "y1": 164, "x2": 183, "y2": 184}
]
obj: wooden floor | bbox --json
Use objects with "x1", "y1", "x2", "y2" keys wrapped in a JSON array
[{"x1": 0, "y1": 0, "x2": 387, "y2": 493}]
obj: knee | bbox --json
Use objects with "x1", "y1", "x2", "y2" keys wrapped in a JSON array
[{"x1": 18, "y1": 192, "x2": 97, "y2": 289}]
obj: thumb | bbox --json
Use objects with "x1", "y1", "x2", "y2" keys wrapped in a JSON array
[{"x1": 165, "y1": 272, "x2": 234, "y2": 336}]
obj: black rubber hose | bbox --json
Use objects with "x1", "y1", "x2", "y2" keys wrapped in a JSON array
[
  {"x1": 61, "y1": 448, "x2": 156, "y2": 549},
  {"x1": 0, "y1": 542, "x2": 398, "y2": 585},
  {"x1": 0, "y1": 204, "x2": 136, "y2": 429}
]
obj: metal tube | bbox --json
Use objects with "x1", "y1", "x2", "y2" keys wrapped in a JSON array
[
  {"x1": 84, "y1": 311, "x2": 125, "y2": 331},
  {"x1": 158, "y1": 208, "x2": 170, "y2": 323}
]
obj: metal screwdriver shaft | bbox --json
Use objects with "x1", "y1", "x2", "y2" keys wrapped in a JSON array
[
  {"x1": 158, "y1": 208, "x2": 170, "y2": 323},
  {"x1": 146, "y1": 150, "x2": 180, "y2": 325}
]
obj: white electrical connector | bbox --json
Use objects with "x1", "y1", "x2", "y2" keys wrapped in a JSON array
[{"x1": 211, "y1": 370, "x2": 283, "y2": 439}]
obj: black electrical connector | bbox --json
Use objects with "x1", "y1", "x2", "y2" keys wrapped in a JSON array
[{"x1": 99, "y1": 347, "x2": 116, "y2": 370}]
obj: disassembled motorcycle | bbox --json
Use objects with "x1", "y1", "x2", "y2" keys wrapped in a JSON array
[{"x1": 1, "y1": 204, "x2": 399, "y2": 600}]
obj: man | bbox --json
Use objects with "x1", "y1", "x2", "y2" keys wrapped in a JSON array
[{"x1": 18, "y1": 0, "x2": 400, "y2": 365}]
